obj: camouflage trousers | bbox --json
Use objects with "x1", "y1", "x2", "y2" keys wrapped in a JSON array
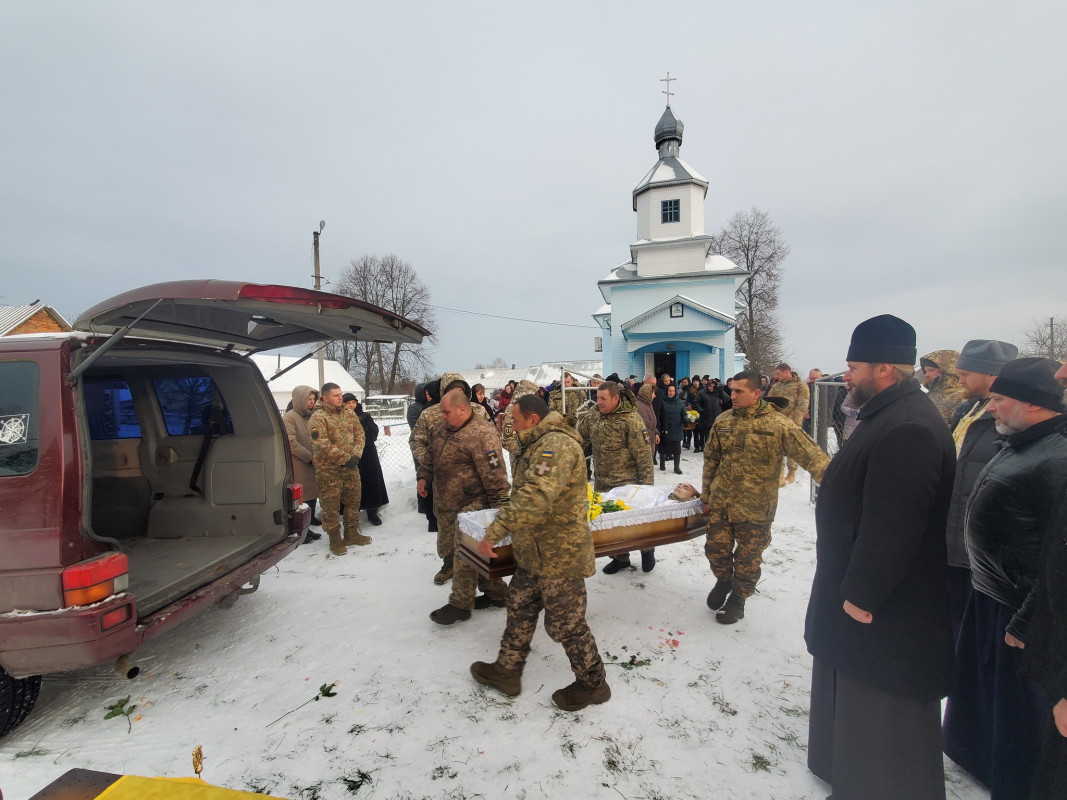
[
  {"x1": 497, "y1": 567, "x2": 606, "y2": 687},
  {"x1": 437, "y1": 510, "x2": 507, "y2": 611},
  {"x1": 704, "y1": 520, "x2": 773, "y2": 599},
  {"x1": 318, "y1": 466, "x2": 362, "y2": 538}
]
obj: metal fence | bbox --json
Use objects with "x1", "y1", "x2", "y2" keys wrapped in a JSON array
[{"x1": 809, "y1": 377, "x2": 853, "y2": 502}]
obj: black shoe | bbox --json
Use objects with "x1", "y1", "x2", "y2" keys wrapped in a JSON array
[
  {"x1": 706, "y1": 578, "x2": 731, "y2": 611},
  {"x1": 311, "y1": 517, "x2": 322, "y2": 526},
  {"x1": 602, "y1": 557, "x2": 632, "y2": 575},
  {"x1": 428, "y1": 521, "x2": 439, "y2": 532},
  {"x1": 367, "y1": 509, "x2": 383, "y2": 526},
  {"x1": 430, "y1": 604, "x2": 472, "y2": 625},
  {"x1": 474, "y1": 594, "x2": 506, "y2": 609},
  {"x1": 674, "y1": 466, "x2": 683, "y2": 474},
  {"x1": 716, "y1": 594, "x2": 746, "y2": 625},
  {"x1": 659, "y1": 464, "x2": 667, "y2": 472},
  {"x1": 302, "y1": 531, "x2": 322, "y2": 544},
  {"x1": 641, "y1": 549, "x2": 656, "y2": 572}
]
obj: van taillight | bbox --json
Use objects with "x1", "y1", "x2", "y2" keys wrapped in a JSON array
[
  {"x1": 287, "y1": 483, "x2": 304, "y2": 511},
  {"x1": 62, "y1": 553, "x2": 129, "y2": 607}
]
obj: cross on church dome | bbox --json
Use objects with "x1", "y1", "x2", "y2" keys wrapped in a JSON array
[{"x1": 661, "y1": 72, "x2": 675, "y2": 107}]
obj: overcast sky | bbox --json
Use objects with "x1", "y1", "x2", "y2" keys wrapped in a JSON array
[{"x1": 2, "y1": 2, "x2": 1063, "y2": 377}]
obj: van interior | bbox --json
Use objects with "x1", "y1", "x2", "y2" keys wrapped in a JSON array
[{"x1": 80, "y1": 345, "x2": 290, "y2": 617}]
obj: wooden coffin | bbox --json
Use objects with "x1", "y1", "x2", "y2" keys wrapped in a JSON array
[{"x1": 457, "y1": 511, "x2": 709, "y2": 580}]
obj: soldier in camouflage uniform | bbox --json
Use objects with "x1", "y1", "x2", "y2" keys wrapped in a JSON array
[
  {"x1": 310, "y1": 382, "x2": 368, "y2": 556},
  {"x1": 470, "y1": 395, "x2": 610, "y2": 711},
  {"x1": 920, "y1": 349, "x2": 966, "y2": 426},
  {"x1": 767, "y1": 363, "x2": 811, "y2": 485},
  {"x1": 702, "y1": 371, "x2": 830, "y2": 623},
  {"x1": 410, "y1": 371, "x2": 493, "y2": 584},
  {"x1": 577, "y1": 381, "x2": 656, "y2": 574},
  {"x1": 417, "y1": 388, "x2": 510, "y2": 625},
  {"x1": 547, "y1": 372, "x2": 580, "y2": 428},
  {"x1": 501, "y1": 379, "x2": 539, "y2": 464}
]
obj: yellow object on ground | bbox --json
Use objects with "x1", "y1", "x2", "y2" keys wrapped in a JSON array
[{"x1": 96, "y1": 775, "x2": 289, "y2": 800}]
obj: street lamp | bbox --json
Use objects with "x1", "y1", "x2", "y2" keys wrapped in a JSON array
[{"x1": 313, "y1": 220, "x2": 325, "y2": 389}]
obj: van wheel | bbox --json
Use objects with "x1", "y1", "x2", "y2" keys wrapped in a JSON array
[{"x1": 0, "y1": 667, "x2": 42, "y2": 738}]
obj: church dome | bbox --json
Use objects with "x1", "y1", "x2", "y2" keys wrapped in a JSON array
[{"x1": 654, "y1": 107, "x2": 684, "y2": 150}]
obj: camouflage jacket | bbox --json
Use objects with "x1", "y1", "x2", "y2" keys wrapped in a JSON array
[
  {"x1": 547, "y1": 386, "x2": 580, "y2": 428},
  {"x1": 921, "y1": 350, "x2": 966, "y2": 426},
  {"x1": 577, "y1": 391, "x2": 654, "y2": 492},
  {"x1": 409, "y1": 371, "x2": 490, "y2": 466},
  {"x1": 501, "y1": 380, "x2": 540, "y2": 456},
  {"x1": 767, "y1": 373, "x2": 809, "y2": 426},
  {"x1": 701, "y1": 399, "x2": 830, "y2": 524},
  {"x1": 416, "y1": 413, "x2": 509, "y2": 513},
  {"x1": 309, "y1": 401, "x2": 365, "y2": 471},
  {"x1": 485, "y1": 411, "x2": 594, "y2": 579}
]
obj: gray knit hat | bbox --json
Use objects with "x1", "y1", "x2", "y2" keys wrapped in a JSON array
[{"x1": 956, "y1": 339, "x2": 1018, "y2": 375}]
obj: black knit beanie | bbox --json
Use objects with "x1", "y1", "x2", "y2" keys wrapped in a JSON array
[{"x1": 846, "y1": 315, "x2": 917, "y2": 364}]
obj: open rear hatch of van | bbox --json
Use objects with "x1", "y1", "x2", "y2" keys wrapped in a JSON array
[{"x1": 71, "y1": 281, "x2": 429, "y2": 617}]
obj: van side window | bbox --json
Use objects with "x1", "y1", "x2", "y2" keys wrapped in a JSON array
[
  {"x1": 153, "y1": 376, "x2": 233, "y2": 436},
  {"x1": 84, "y1": 378, "x2": 142, "y2": 440},
  {"x1": 0, "y1": 361, "x2": 40, "y2": 477}
]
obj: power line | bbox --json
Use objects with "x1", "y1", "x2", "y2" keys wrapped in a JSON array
[{"x1": 428, "y1": 303, "x2": 599, "y2": 330}]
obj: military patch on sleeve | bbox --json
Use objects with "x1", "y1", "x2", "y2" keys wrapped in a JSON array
[
  {"x1": 534, "y1": 455, "x2": 554, "y2": 476},
  {"x1": 486, "y1": 449, "x2": 501, "y2": 470},
  {"x1": 641, "y1": 429, "x2": 650, "y2": 444},
  {"x1": 310, "y1": 426, "x2": 320, "y2": 441}
]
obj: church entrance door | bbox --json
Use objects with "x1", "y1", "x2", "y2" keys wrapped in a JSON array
[{"x1": 653, "y1": 351, "x2": 676, "y2": 381}]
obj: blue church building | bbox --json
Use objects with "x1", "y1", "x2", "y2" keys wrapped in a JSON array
[{"x1": 592, "y1": 99, "x2": 749, "y2": 381}]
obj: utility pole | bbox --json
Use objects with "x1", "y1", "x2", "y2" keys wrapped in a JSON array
[{"x1": 313, "y1": 220, "x2": 326, "y2": 390}]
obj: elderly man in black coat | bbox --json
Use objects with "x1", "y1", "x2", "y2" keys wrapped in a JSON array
[
  {"x1": 805, "y1": 315, "x2": 957, "y2": 800},
  {"x1": 943, "y1": 357, "x2": 1067, "y2": 800}
]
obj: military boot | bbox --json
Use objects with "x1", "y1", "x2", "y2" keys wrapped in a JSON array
[
  {"x1": 716, "y1": 594, "x2": 746, "y2": 625},
  {"x1": 552, "y1": 680, "x2": 611, "y2": 711},
  {"x1": 327, "y1": 531, "x2": 348, "y2": 556},
  {"x1": 785, "y1": 466, "x2": 797, "y2": 484},
  {"x1": 434, "y1": 556, "x2": 454, "y2": 585},
  {"x1": 706, "y1": 577, "x2": 731, "y2": 610},
  {"x1": 429, "y1": 603, "x2": 471, "y2": 625},
  {"x1": 470, "y1": 661, "x2": 521, "y2": 697},
  {"x1": 342, "y1": 528, "x2": 372, "y2": 546}
]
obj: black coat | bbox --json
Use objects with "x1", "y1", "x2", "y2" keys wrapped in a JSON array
[
  {"x1": 659, "y1": 394, "x2": 687, "y2": 443},
  {"x1": 805, "y1": 378, "x2": 957, "y2": 702},
  {"x1": 694, "y1": 388, "x2": 722, "y2": 431},
  {"x1": 356, "y1": 410, "x2": 389, "y2": 510},
  {"x1": 1024, "y1": 484, "x2": 1067, "y2": 703},
  {"x1": 965, "y1": 415, "x2": 1067, "y2": 639},
  {"x1": 944, "y1": 401, "x2": 1002, "y2": 569}
]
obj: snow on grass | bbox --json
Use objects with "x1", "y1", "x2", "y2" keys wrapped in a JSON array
[{"x1": 0, "y1": 446, "x2": 988, "y2": 799}]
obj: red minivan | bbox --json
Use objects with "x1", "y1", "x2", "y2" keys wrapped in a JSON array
[{"x1": 0, "y1": 281, "x2": 429, "y2": 737}]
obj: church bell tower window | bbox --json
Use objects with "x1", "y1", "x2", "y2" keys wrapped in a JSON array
[{"x1": 661, "y1": 199, "x2": 680, "y2": 223}]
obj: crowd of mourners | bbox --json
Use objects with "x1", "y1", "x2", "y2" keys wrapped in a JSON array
[{"x1": 294, "y1": 316, "x2": 1067, "y2": 800}]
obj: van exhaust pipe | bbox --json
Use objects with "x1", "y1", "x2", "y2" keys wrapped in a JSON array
[{"x1": 115, "y1": 654, "x2": 140, "y2": 680}]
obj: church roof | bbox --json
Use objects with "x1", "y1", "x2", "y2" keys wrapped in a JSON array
[
  {"x1": 632, "y1": 156, "x2": 708, "y2": 210},
  {"x1": 620, "y1": 294, "x2": 735, "y2": 332}
]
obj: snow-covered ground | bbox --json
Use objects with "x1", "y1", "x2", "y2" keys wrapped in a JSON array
[{"x1": 0, "y1": 441, "x2": 989, "y2": 800}]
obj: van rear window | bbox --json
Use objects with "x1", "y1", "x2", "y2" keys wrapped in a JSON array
[
  {"x1": 153, "y1": 376, "x2": 233, "y2": 436},
  {"x1": 84, "y1": 378, "x2": 142, "y2": 439},
  {"x1": 0, "y1": 361, "x2": 40, "y2": 477}
]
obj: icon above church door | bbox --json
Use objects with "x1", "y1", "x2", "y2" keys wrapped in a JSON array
[{"x1": 669, "y1": 302, "x2": 684, "y2": 318}]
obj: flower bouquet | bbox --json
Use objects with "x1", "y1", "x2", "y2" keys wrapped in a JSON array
[{"x1": 683, "y1": 409, "x2": 699, "y2": 430}]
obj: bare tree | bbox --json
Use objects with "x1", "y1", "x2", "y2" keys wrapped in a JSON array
[
  {"x1": 328, "y1": 254, "x2": 436, "y2": 394},
  {"x1": 1020, "y1": 316, "x2": 1067, "y2": 360},
  {"x1": 711, "y1": 207, "x2": 790, "y2": 376},
  {"x1": 474, "y1": 357, "x2": 508, "y2": 369}
]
